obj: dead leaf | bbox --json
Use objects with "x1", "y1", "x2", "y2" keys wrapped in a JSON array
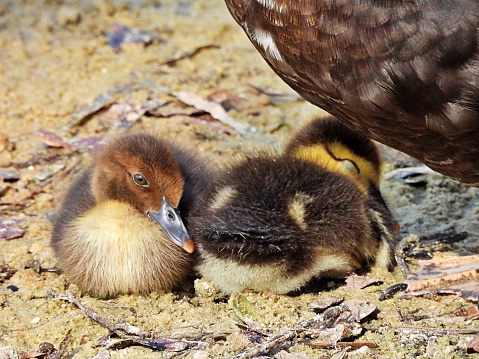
[
  {"x1": 173, "y1": 91, "x2": 255, "y2": 136},
  {"x1": 403, "y1": 254, "x2": 479, "y2": 302},
  {"x1": 147, "y1": 100, "x2": 202, "y2": 118},
  {"x1": 206, "y1": 89, "x2": 245, "y2": 111},
  {"x1": 0, "y1": 217, "x2": 24, "y2": 241},
  {"x1": 344, "y1": 274, "x2": 382, "y2": 290},
  {"x1": 341, "y1": 300, "x2": 376, "y2": 322},
  {"x1": 19, "y1": 342, "x2": 55, "y2": 359},
  {"x1": 67, "y1": 83, "x2": 139, "y2": 128},
  {"x1": 0, "y1": 263, "x2": 17, "y2": 283},
  {"x1": 232, "y1": 294, "x2": 259, "y2": 325},
  {"x1": 33, "y1": 131, "x2": 102, "y2": 152},
  {"x1": 468, "y1": 335, "x2": 479, "y2": 353},
  {"x1": 307, "y1": 296, "x2": 344, "y2": 313},
  {"x1": 33, "y1": 130, "x2": 74, "y2": 150}
]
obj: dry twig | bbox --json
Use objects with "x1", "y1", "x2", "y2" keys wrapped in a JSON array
[
  {"x1": 306, "y1": 341, "x2": 378, "y2": 349},
  {"x1": 158, "y1": 45, "x2": 219, "y2": 66},
  {"x1": 48, "y1": 291, "x2": 150, "y2": 338}
]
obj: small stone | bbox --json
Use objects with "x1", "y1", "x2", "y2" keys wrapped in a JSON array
[
  {"x1": 194, "y1": 278, "x2": 220, "y2": 297},
  {"x1": 0, "y1": 345, "x2": 19, "y2": 359},
  {"x1": 57, "y1": 6, "x2": 81, "y2": 26}
]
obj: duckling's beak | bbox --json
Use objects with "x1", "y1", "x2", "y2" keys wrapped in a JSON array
[{"x1": 147, "y1": 198, "x2": 195, "y2": 254}]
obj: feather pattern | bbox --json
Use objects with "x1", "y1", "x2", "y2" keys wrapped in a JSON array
[{"x1": 225, "y1": 0, "x2": 479, "y2": 184}]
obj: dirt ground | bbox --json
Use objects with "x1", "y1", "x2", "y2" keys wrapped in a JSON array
[{"x1": 1, "y1": 0, "x2": 478, "y2": 358}]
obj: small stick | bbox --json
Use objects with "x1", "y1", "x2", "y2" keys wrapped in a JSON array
[
  {"x1": 230, "y1": 305, "x2": 348, "y2": 359},
  {"x1": 394, "y1": 235, "x2": 416, "y2": 277},
  {"x1": 48, "y1": 291, "x2": 209, "y2": 351},
  {"x1": 158, "y1": 45, "x2": 219, "y2": 66},
  {"x1": 365, "y1": 325, "x2": 479, "y2": 335},
  {"x1": 306, "y1": 341, "x2": 379, "y2": 349},
  {"x1": 48, "y1": 291, "x2": 150, "y2": 338},
  {"x1": 229, "y1": 329, "x2": 300, "y2": 359},
  {"x1": 47, "y1": 330, "x2": 73, "y2": 359}
]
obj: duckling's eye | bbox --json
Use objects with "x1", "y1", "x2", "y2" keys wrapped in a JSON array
[{"x1": 132, "y1": 173, "x2": 149, "y2": 187}]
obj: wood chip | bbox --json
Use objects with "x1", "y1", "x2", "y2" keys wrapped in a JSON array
[{"x1": 0, "y1": 217, "x2": 24, "y2": 241}]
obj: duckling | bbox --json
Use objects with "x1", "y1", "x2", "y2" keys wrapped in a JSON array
[
  {"x1": 286, "y1": 117, "x2": 399, "y2": 262},
  {"x1": 188, "y1": 153, "x2": 395, "y2": 294},
  {"x1": 51, "y1": 132, "x2": 207, "y2": 297},
  {"x1": 284, "y1": 116, "x2": 381, "y2": 193}
]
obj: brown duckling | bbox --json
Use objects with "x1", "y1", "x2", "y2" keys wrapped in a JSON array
[
  {"x1": 51, "y1": 132, "x2": 207, "y2": 297},
  {"x1": 188, "y1": 153, "x2": 395, "y2": 294}
]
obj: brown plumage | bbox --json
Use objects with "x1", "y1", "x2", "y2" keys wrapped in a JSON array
[
  {"x1": 188, "y1": 151, "x2": 395, "y2": 294},
  {"x1": 224, "y1": 0, "x2": 479, "y2": 185},
  {"x1": 51, "y1": 132, "x2": 208, "y2": 297}
]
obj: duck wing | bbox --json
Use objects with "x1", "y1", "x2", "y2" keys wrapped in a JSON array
[{"x1": 225, "y1": 0, "x2": 479, "y2": 184}]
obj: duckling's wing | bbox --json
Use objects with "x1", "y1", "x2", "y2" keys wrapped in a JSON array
[{"x1": 51, "y1": 169, "x2": 95, "y2": 249}]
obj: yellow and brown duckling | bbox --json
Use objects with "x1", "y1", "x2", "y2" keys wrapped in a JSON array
[
  {"x1": 51, "y1": 132, "x2": 207, "y2": 297},
  {"x1": 188, "y1": 147, "x2": 395, "y2": 294},
  {"x1": 285, "y1": 116, "x2": 382, "y2": 194},
  {"x1": 285, "y1": 116, "x2": 400, "y2": 237}
]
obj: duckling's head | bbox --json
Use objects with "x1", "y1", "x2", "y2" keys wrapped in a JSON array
[
  {"x1": 285, "y1": 117, "x2": 382, "y2": 191},
  {"x1": 91, "y1": 132, "x2": 194, "y2": 253}
]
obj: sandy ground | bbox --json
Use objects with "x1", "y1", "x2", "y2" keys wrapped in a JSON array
[{"x1": 0, "y1": 0, "x2": 478, "y2": 358}]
